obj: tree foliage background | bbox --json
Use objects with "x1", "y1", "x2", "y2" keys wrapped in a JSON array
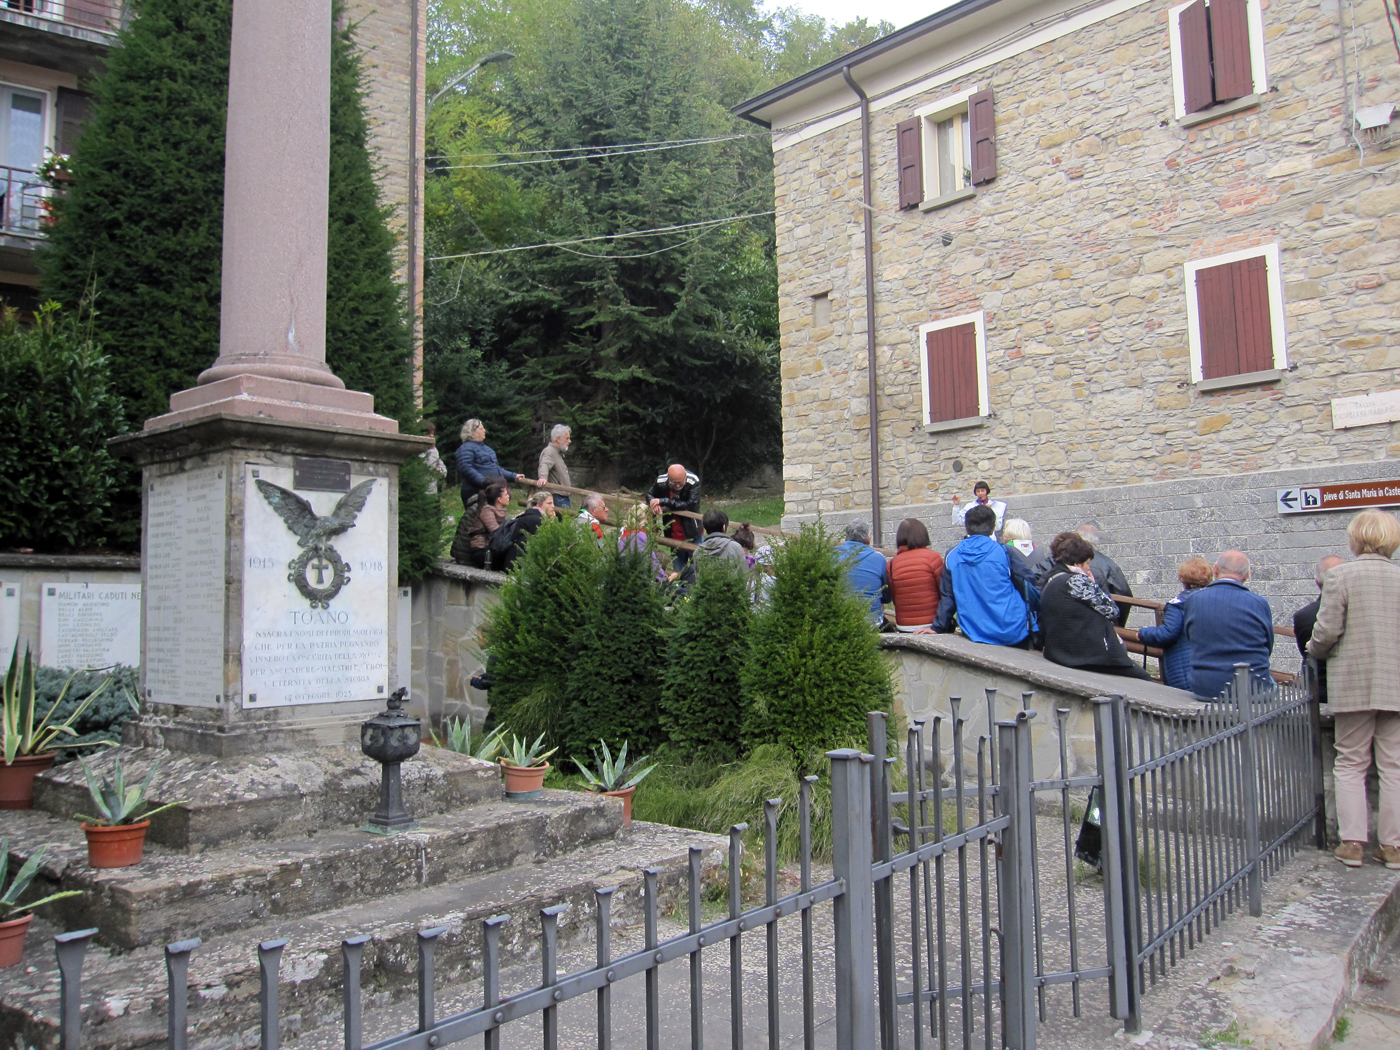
[{"x1": 424, "y1": 0, "x2": 889, "y2": 488}]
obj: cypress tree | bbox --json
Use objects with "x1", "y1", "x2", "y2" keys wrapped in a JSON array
[
  {"x1": 741, "y1": 526, "x2": 893, "y2": 756},
  {"x1": 485, "y1": 515, "x2": 604, "y2": 741},
  {"x1": 327, "y1": 7, "x2": 414, "y2": 424},
  {"x1": 39, "y1": 0, "x2": 231, "y2": 427},
  {"x1": 660, "y1": 558, "x2": 751, "y2": 758},
  {"x1": 562, "y1": 541, "x2": 668, "y2": 758}
]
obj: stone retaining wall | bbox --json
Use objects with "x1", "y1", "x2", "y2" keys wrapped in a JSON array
[{"x1": 409, "y1": 562, "x2": 504, "y2": 730}]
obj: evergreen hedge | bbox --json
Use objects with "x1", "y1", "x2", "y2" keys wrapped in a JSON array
[
  {"x1": 561, "y1": 542, "x2": 669, "y2": 758},
  {"x1": 741, "y1": 525, "x2": 893, "y2": 755},
  {"x1": 0, "y1": 305, "x2": 128, "y2": 551},
  {"x1": 396, "y1": 454, "x2": 442, "y2": 585},
  {"x1": 660, "y1": 557, "x2": 751, "y2": 758},
  {"x1": 484, "y1": 515, "x2": 603, "y2": 741}
]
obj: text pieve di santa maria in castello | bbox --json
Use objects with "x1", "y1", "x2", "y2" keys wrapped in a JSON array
[{"x1": 241, "y1": 463, "x2": 390, "y2": 707}]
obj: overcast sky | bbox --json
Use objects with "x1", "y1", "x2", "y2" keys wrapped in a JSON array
[{"x1": 769, "y1": 0, "x2": 959, "y2": 30}]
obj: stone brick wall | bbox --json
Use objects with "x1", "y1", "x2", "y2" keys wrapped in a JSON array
[
  {"x1": 772, "y1": 0, "x2": 1400, "y2": 534},
  {"x1": 344, "y1": 0, "x2": 425, "y2": 384}
]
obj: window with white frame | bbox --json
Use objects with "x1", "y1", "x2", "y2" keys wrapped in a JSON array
[
  {"x1": 896, "y1": 88, "x2": 996, "y2": 210},
  {"x1": 0, "y1": 83, "x2": 48, "y2": 173},
  {"x1": 1167, "y1": 0, "x2": 1268, "y2": 121},
  {"x1": 1183, "y1": 244, "x2": 1287, "y2": 389},
  {"x1": 919, "y1": 311, "x2": 989, "y2": 430}
]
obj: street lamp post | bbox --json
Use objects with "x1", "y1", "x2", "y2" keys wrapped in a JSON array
[{"x1": 427, "y1": 50, "x2": 514, "y2": 112}]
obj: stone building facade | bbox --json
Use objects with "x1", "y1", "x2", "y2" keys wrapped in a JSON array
[{"x1": 737, "y1": 0, "x2": 1400, "y2": 617}]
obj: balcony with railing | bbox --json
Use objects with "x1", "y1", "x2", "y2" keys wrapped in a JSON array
[
  {"x1": 0, "y1": 0, "x2": 123, "y2": 39},
  {"x1": 1, "y1": 165, "x2": 48, "y2": 241}
]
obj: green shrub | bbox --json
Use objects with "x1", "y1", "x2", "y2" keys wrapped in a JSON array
[
  {"x1": 660, "y1": 558, "x2": 751, "y2": 759},
  {"x1": 741, "y1": 524, "x2": 893, "y2": 755},
  {"x1": 561, "y1": 542, "x2": 669, "y2": 758},
  {"x1": 397, "y1": 454, "x2": 442, "y2": 585},
  {"x1": 0, "y1": 305, "x2": 128, "y2": 551},
  {"x1": 34, "y1": 665, "x2": 140, "y2": 760},
  {"x1": 485, "y1": 515, "x2": 604, "y2": 742}
]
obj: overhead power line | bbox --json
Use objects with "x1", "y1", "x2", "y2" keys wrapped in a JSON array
[
  {"x1": 426, "y1": 133, "x2": 770, "y2": 162},
  {"x1": 426, "y1": 211, "x2": 775, "y2": 261},
  {"x1": 429, "y1": 134, "x2": 770, "y2": 169}
]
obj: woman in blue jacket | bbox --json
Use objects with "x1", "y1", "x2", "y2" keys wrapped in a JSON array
[
  {"x1": 1136, "y1": 558, "x2": 1213, "y2": 689},
  {"x1": 454, "y1": 419, "x2": 520, "y2": 505}
]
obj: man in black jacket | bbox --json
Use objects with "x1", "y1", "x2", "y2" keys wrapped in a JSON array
[
  {"x1": 1294, "y1": 554, "x2": 1345, "y2": 703},
  {"x1": 648, "y1": 464, "x2": 701, "y2": 570},
  {"x1": 1077, "y1": 523, "x2": 1133, "y2": 628}
]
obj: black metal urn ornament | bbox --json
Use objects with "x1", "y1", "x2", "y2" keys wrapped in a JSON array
[{"x1": 361, "y1": 687, "x2": 421, "y2": 833}]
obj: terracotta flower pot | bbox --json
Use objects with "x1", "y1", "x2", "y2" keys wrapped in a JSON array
[
  {"x1": 501, "y1": 761, "x2": 550, "y2": 799},
  {"x1": 0, "y1": 753, "x2": 55, "y2": 810},
  {"x1": 602, "y1": 785, "x2": 637, "y2": 827},
  {"x1": 0, "y1": 913, "x2": 33, "y2": 968},
  {"x1": 82, "y1": 820, "x2": 150, "y2": 869}
]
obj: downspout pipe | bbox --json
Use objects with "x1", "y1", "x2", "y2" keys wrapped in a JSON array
[{"x1": 842, "y1": 65, "x2": 882, "y2": 543}]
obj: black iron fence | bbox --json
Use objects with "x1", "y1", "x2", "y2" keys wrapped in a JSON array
[{"x1": 42, "y1": 668, "x2": 1320, "y2": 1050}]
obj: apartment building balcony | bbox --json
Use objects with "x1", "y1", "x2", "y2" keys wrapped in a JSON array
[{"x1": 1, "y1": 1, "x2": 121, "y2": 76}]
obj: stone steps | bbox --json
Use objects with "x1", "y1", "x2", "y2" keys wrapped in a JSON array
[
  {"x1": 1, "y1": 822, "x2": 727, "y2": 1050},
  {"x1": 8, "y1": 790, "x2": 624, "y2": 949},
  {"x1": 32, "y1": 744, "x2": 504, "y2": 850}
]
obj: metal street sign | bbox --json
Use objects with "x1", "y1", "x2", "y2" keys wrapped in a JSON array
[{"x1": 1277, "y1": 482, "x2": 1400, "y2": 515}]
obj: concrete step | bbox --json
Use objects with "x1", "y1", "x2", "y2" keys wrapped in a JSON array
[
  {"x1": 0, "y1": 822, "x2": 727, "y2": 1050},
  {"x1": 32, "y1": 744, "x2": 504, "y2": 850},
  {"x1": 8, "y1": 790, "x2": 625, "y2": 949}
]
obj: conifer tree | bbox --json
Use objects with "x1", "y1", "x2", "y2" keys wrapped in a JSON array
[
  {"x1": 562, "y1": 541, "x2": 668, "y2": 758},
  {"x1": 742, "y1": 526, "x2": 893, "y2": 755},
  {"x1": 660, "y1": 558, "x2": 751, "y2": 758},
  {"x1": 485, "y1": 516, "x2": 604, "y2": 740},
  {"x1": 39, "y1": 0, "x2": 231, "y2": 427}
]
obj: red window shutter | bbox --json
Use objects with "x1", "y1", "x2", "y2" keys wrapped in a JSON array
[
  {"x1": 896, "y1": 117, "x2": 922, "y2": 209},
  {"x1": 1178, "y1": 0, "x2": 1214, "y2": 114},
  {"x1": 1209, "y1": 0, "x2": 1253, "y2": 101},
  {"x1": 1195, "y1": 261, "x2": 1239, "y2": 379},
  {"x1": 1231, "y1": 255, "x2": 1274, "y2": 373},
  {"x1": 967, "y1": 88, "x2": 996, "y2": 185},
  {"x1": 926, "y1": 323, "x2": 980, "y2": 422}
]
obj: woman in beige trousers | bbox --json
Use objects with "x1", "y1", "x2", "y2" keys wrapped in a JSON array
[{"x1": 1308, "y1": 509, "x2": 1400, "y2": 869}]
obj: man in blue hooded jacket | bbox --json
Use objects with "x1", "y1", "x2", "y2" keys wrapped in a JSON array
[{"x1": 933, "y1": 505, "x2": 1031, "y2": 646}]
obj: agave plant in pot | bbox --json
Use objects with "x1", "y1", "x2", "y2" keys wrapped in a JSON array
[
  {"x1": 1, "y1": 643, "x2": 123, "y2": 809},
  {"x1": 0, "y1": 840, "x2": 82, "y2": 967},
  {"x1": 76, "y1": 757, "x2": 186, "y2": 869},
  {"x1": 571, "y1": 741, "x2": 656, "y2": 827},
  {"x1": 499, "y1": 733, "x2": 558, "y2": 799}
]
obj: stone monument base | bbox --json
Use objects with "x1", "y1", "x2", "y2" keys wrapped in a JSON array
[{"x1": 32, "y1": 744, "x2": 501, "y2": 850}]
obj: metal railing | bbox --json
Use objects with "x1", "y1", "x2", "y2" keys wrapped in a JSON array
[
  {"x1": 0, "y1": 0, "x2": 123, "y2": 32},
  {"x1": 0, "y1": 165, "x2": 46, "y2": 238},
  {"x1": 40, "y1": 675, "x2": 1320, "y2": 1050}
]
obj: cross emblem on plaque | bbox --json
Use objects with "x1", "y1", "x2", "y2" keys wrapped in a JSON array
[{"x1": 309, "y1": 555, "x2": 331, "y2": 585}]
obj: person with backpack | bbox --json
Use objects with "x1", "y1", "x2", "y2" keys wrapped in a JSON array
[
  {"x1": 490, "y1": 491, "x2": 557, "y2": 573},
  {"x1": 459, "y1": 481, "x2": 511, "y2": 568}
]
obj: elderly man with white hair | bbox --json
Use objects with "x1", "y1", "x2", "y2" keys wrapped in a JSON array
[
  {"x1": 536, "y1": 424, "x2": 574, "y2": 508},
  {"x1": 1181, "y1": 550, "x2": 1275, "y2": 700}
]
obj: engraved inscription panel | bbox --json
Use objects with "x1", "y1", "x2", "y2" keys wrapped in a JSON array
[
  {"x1": 242, "y1": 464, "x2": 389, "y2": 708},
  {"x1": 146, "y1": 467, "x2": 227, "y2": 707},
  {"x1": 40, "y1": 583, "x2": 141, "y2": 669}
]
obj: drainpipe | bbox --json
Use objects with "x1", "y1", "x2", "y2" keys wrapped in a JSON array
[{"x1": 842, "y1": 65, "x2": 882, "y2": 543}]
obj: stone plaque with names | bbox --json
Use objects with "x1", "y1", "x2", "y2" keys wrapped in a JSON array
[
  {"x1": 1331, "y1": 389, "x2": 1400, "y2": 430},
  {"x1": 40, "y1": 583, "x2": 141, "y2": 669},
  {"x1": 145, "y1": 467, "x2": 227, "y2": 707},
  {"x1": 242, "y1": 463, "x2": 389, "y2": 708},
  {"x1": 0, "y1": 581, "x2": 18, "y2": 661}
]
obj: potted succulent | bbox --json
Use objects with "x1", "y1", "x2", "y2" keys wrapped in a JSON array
[
  {"x1": 571, "y1": 740, "x2": 656, "y2": 827},
  {"x1": 499, "y1": 732, "x2": 558, "y2": 799},
  {"x1": 0, "y1": 840, "x2": 82, "y2": 968},
  {"x1": 2, "y1": 644, "x2": 121, "y2": 810},
  {"x1": 76, "y1": 756, "x2": 185, "y2": 869},
  {"x1": 428, "y1": 717, "x2": 508, "y2": 762}
]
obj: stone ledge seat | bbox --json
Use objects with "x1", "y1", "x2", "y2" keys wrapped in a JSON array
[
  {"x1": 32, "y1": 744, "x2": 503, "y2": 850},
  {"x1": 2, "y1": 822, "x2": 726, "y2": 1050},
  {"x1": 6, "y1": 791, "x2": 626, "y2": 949}
]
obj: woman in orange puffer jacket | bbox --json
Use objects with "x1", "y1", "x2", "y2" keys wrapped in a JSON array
[{"x1": 887, "y1": 518, "x2": 945, "y2": 632}]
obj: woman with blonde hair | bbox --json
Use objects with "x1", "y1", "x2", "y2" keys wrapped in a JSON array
[{"x1": 1308, "y1": 509, "x2": 1400, "y2": 869}]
